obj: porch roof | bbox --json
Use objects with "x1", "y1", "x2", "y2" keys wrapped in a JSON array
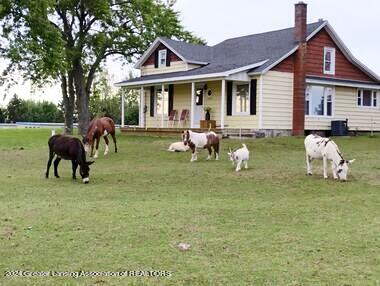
[
  {"x1": 306, "y1": 76, "x2": 380, "y2": 89},
  {"x1": 115, "y1": 60, "x2": 268, "y2": 87}
]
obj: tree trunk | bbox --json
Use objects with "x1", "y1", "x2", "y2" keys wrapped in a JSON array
[
  {"x1": 73, "y1": 61, "x2": 90, "y2": 135},
  {"x1": 61, "y1": 73, "x2": 75, "y2": 135}
]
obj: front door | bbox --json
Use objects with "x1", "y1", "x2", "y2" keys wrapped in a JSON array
[{"x1": 193, "y1": 88, "x2": 204, "y2": 128}]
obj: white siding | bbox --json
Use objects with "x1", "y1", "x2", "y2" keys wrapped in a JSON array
[
  {"x1": 144, "y1": 84, "x2": 191, "y2": 128},
  {"x1": 224, "y1": 78, "x2": 259, "y2": 129},
  {"x1": 261, "y1": 71, "x2": 293, "y2": 130},
  {"x1": 172, "y1": 84, "x2": 191, "y2": 128},
  {"x1": 141, "y1": 62, "x2": 202, "y2": 76},
  {"x1": 306, "y1": 86, "x2": 380, "y2": 131},
  {"x1": 143, "y1": 79, "x2": 259, "y2": 129}
]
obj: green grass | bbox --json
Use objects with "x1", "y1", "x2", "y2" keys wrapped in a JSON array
[{"x1": 0, "y1": 128, "x2": 379, "y2": 286}]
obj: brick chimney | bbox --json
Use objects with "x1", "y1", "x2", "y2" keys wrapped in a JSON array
[{"x1": 292, "y1": 2, "x2": 307, "y2": 136}]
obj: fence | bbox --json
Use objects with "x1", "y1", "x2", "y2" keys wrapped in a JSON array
[{"x1": 0, "y1": 122, "x2": 124, "y2": 129}]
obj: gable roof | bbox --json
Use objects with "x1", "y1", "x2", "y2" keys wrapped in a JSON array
[
  {"x1": 159, "y1": 37, "x2": 213, "y2": 64},
  {"x1": 320, "y1": 22, "x2": 380, "y2": 82},
  {"x1": 117, "y1": 21, "x2": 379, "y2": 87},
  {"x1": 134, "y1": 38, "x2": 212, "y2": 68}
]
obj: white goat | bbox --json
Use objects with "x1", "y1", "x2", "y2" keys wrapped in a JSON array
[
  {"x1": 228, "y1": 144, "x2": 250, "y2": 172},
  {"x1": 168, "y1": 142, "x2": 190, "y2": 152},
  {"x1": 304, "y1": 134, "x2": 355, "y2": 181}
]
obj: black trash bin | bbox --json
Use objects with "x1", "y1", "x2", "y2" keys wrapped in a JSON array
[{"x1": 331, "y1": 120, "x2": 348, "y2": 136}]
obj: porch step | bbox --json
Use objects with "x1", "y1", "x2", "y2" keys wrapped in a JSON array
[
  {"x1": 221, "y1": 129, "x2": 266, "y2": 139},
  {"x1": 120, "y1": 127, "x2": 270, "y2": 138},
  {"x1": 120, "y1": 127, "x2": 223, "y2": 136}
]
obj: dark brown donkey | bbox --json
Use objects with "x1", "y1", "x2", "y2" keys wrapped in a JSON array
[
  {"x1": 82, "y1": 117, "x2": 117, "y2": 158},
  {"x1": 46, "y1": 135, "x2": 94, "y2": 183}
]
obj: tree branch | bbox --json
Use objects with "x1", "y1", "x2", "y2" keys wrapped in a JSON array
[
  {"x1": 85, "y1": 48, "x2": 106, "y2": 94},
  {"x1": 55, "y1": 7, "x2": 74, "y2": 45}
]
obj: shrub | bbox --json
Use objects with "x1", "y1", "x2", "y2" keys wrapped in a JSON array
[
  {"x1": 89, "y1": 93, "x2": 139, "y2": 125},
  {"x1": 0, "y1": 108, "x2": 6, "y2": 123}
]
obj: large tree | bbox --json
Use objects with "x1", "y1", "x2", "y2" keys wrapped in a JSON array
[{"x1": 0, "y1": 0, "x2": 204, "y2": 134}]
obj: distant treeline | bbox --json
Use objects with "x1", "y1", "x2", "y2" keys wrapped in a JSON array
[
  {"x1": 0, "y1": 95, "x2": 64, "y2": 123},
  {"x1": 0, "y1": 94, "x2": 139, "y2": 125},
  {"x1": 89, "y1": 94, "x2": 139, "y2": 126}
]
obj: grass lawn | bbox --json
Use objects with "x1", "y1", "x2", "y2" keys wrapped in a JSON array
[{"x1": 0, "y1": 128, "x2": 379, "y2": 286}]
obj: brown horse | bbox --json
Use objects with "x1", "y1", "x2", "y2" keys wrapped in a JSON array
[
  {"x1": 83, "y1": 117, "x2": 117, "y2": 158},
  {"x1": 182, "y1": 130, "x2": 220, "y2": 162}
]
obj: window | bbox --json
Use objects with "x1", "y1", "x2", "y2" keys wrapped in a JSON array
[
  {"x1": 323, "y1": 47, "x2": 335, "y2": 75},
  {"x1": 326, "y1": 88, "x2": 333, "y2": 116},
  {"x1": 156, "y1": 87, "x2": 168, "y2": 116},
  {"x1": 195, "y1": 88, "x2": 203, "y2": 106},
  {"x1": 158, "y1": 49, "x2": 167, "y2": 67},
  {"x1": 357, "y1": 89, "x2": 377, "y2": 107},
  {"x1": 233, "y1": 83, "x2": 250, "y2": 115},
  {"x1": 305, "y1": 85, "x2": 334, "y2": 117}
]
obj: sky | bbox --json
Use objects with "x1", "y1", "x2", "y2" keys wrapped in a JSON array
[{"x1": 1, "y1": 0, "x2": 379, "y2": 107}]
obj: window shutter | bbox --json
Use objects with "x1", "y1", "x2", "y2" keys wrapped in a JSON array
[
  {"x1": 150, "y1": 86, "x2": 155, "y2": 117},
  {"x1": 168, "y1": 84, "x2": 174, "y2": 114},
  {"x1": 226, "y1": 81, "x2": 233, "y2": 116},
  {"x1": 166, "y1": 49, "x2": 171, "y2": 67},
  {"x1": 154, "y1": 50, "x2": 159, "y2": 68},
  {"x1": 250, "y1": 79, "x2": 257, "y2": 115}
]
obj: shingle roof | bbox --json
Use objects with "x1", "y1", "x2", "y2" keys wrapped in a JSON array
[
  {"x1": 160, "y1": 37, "x2": 213, "y2": 63},
  {"x1": 118, "y1": 21, "x2": 325, "y2": 85}
]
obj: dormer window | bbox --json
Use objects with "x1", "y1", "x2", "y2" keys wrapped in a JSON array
[
  {"x1": 323, "y1": 47, "x2": 335, "y2": 75},
  {"x1": 158, "y1": 49, "x2": 167, "y2": 67}
]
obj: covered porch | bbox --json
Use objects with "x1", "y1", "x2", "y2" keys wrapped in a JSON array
[
  {"x1": 119, "y1": 77, "x2": 259, "y2": 132},
  {"x1": 115, "y1": 61, "x2": 266, "y2": 133},
  {"x1": 121, "y1": 80, "x2": 228, "y2": 129}
]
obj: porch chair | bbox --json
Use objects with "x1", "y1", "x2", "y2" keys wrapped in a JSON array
[
  {"x1": 178, "y1": 109, "x2": 189, "y2": 127},
  {"x1": 167, "y1": 109, "x2": 177, "y2": 127}
]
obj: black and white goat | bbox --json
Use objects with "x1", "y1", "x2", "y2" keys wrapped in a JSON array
[
  {"x1": 304, "y1": 134, "x2": 355, "y2": 181},
  {"x1": 228, "y1": 144, "x2": 250, "y2": 172}
]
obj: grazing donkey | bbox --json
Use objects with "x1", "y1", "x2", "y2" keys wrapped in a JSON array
[
  {"x1": 304, "y1": 134, "x2": 355, "y2": 181},
  {"x1": 46, "y1": 135, "x2": 94, "y2": 184},
  {"x1": 182, "y1": 130, "x2": 220, "y2": 162},
  {"x1": 83, "y1": 117, "x2": 117, "y2": 158},
  {"x1": 228, "y1": 143, "x2": 250, "y2": 172}
]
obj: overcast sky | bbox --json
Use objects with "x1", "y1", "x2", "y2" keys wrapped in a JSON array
[
  {"x1": 1, "y1": 0, "x2": 379, "y2": 106},
  {"x1": 173, "y1": 0, "x2": 380, "y2": 72}
]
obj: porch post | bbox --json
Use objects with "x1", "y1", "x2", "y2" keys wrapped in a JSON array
[
  {"x1": 190, "y1": 82, "x2": 195, "y2": 128},
  {"x1": 140, "y1": 86, "x2": 145, "y2": 128},
  {"x1": 220, "y1": 79, "x2": 226, "y2": 128},
  {"x1": 258, "y1": 76, "x2": 263, "y2": 129},
  {"x1": 121, "y1": 89, "x2": 125, "y2": 128},
  {"x1": 161, "y1": 83, "x2": 165, "y2": 128}
]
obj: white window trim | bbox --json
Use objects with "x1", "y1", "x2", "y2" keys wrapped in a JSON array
[
  {"x1": 158, "y1": 49, "x2": 167, "y2": 67},
  {"x1": 305, "y1": 85, "x2": 335, "y2": 118},
  {"x1": 323, "y1": 47, "x2": 335, "y2": 75},
  {"x1": 356, "y1": 89, "x2": 379, "y2": 109},
  {"x1": 232, "y1": 82, "x2": 250, "y2": 115}
]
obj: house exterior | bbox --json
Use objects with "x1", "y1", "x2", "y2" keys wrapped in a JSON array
[{"x1": 116, "y1": 2, "x2": 380, "y2": 136}]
